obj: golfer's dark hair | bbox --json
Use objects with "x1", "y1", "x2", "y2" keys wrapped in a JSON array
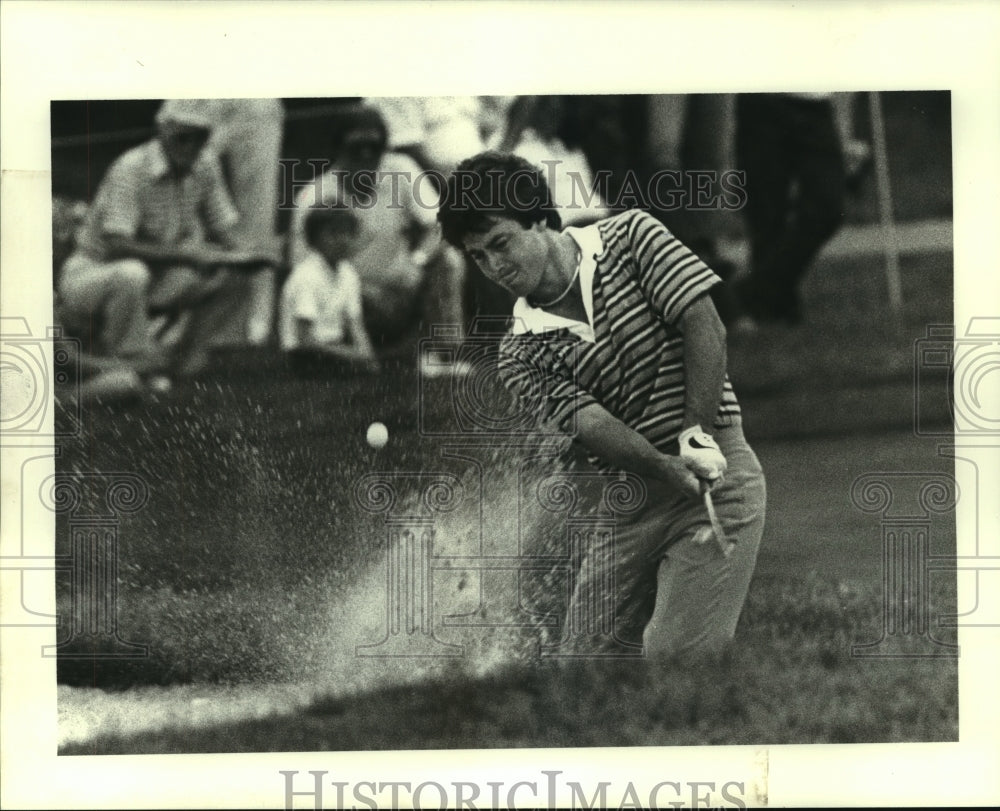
[
  {"x1": 303, "y1": 205, "x2": 359, "y2": 247},
  {"x1": 330, "y1": 104, "x2": 388, "y2": 157},
  {"x1": 437, "y1": 151, "x2": 561, "y2": 247}
]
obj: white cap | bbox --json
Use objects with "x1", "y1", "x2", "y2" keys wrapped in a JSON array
[{"x1": 155, "y1": 98, "x2": 217, "y2": 131}]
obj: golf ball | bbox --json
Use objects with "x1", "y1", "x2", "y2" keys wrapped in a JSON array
[
  {"x1": 366, "y1": 421, "x2": 389, "y2": 449},
  {"x1": 148, "y1": 375, "x2": 172, "y2": 394}
]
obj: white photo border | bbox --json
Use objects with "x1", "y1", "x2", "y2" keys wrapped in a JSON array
[{"x1": 2, "y1": 0, "x2": 999, "y2": 808}]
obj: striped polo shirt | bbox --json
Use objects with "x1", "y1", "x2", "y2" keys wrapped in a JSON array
[
  {"x1": 74, "y1": 138, "x2": 238, "y2": 262},
  {"x1": 497, "y1": 209, "x2": 741, "y2": 470}
]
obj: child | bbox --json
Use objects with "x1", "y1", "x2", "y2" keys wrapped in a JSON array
[{"x1": 279, "y1": 206, "x2": 379, "y2": 376}]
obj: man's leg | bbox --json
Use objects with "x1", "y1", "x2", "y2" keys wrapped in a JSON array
[
  {"x1": 562, "y1": 424, "x2": 765, "y2": 659},
  {"x1": 148, "y1": 265, "x2": 245, "y2": 375},
  {"x1": 416, "y1": 247, "x2": 472, "y2": 376},
  {"x1": 57, "y1": 253, "x2": 159, "y2": 367},
  {"x1": 210, "y1": 100, "x2": 285, "y2": 346},
  {"x1": 422, "y1": 245, "x2": 466, "y2": 337},
  {"x1": 646, "y1": 94, "x2": 687, "y2": 171},
  {"x1": 768, "y1": 99, "x2": 846, "y2": 308},
  {"x1": 739, "y1": 97, "x2": 846, "y2": 323},
  {"x1": 734, "y1": 95, "x2": 795, "y2": 320},
  {"x1": 643, "y1": 425, "x2": 766, "y2": 659},
  {"x1": 679, "y1": 94, "x2": 743, "y2": 323}
]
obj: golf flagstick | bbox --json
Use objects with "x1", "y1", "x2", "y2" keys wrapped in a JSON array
[{"x1": 868, "y1": 91, "x2": 904, "y2": 326}]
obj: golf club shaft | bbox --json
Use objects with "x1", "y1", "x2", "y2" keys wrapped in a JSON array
[{"x1": 703, "y1": 487, "x2": 734, "y2": 557}]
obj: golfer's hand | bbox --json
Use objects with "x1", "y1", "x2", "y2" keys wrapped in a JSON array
[
  {"x1": 678, "y1": 425, "x2": 727, "y2": 487},
  {"x1": 657, "y1": 454, "x2": 702, "y2": 500}
]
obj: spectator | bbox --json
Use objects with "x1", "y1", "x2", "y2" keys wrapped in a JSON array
[
  {"x1": 202, "y1": 99, "x2": 285, "y2": 346},
  {"x1": 561, "y1": 95, "x2": 636, "y2": 213},
  {"x1": 279, "y1": 206, "x2": 378, "y2": 377},
  {"x1": 57, "y1": 99, "x2": 270, "y2": 382},
  {"x1": 368, "y1": 95, "x2": 515, "y2": 332},
  {"x1": 831, "y1": 92, "x2": 873, "y2": 190},
  {"x1": 733, "y1": 92, "x2": 847, "y2": 326},
  {"x1": 290, "y1": 104, "x2": 467, "y2": 375},
  {"x1": 507, "y1": 96, "x2": 610, "y2": 227},
  {"x1": 367, "y1": 95, "x2": 485, "y2": 176},
  {"x1": 645, "y1": 94, "x2": 742, "y2": 323},
  {"x1": 51, "y1": 196, "x2": 144, "y2": 403},
  {"x1": 479, "y1": 95, "x2": 517, "y2": 149}
]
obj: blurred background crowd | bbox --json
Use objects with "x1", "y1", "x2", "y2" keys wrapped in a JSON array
[{"x1": 49, "y1": 92, "x2": 952, "y2": 401}]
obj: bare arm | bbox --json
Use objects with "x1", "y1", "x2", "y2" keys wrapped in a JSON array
[
  {"x1": 573, "y1": 295, "x2": 726, "y2": 499},
  {"x1": 343, "y1": 310, "x2": 379, "y2": 370},
  {"x1": 496, "y1": 95, "x2": 540, "y2": 152},
  {"x1": 679, "y1": 294, "x2": 728, "y2": 431},
  {"x1": 103, "y1": 235, "x2": 208, "y2": 267},
  {"x1": 576, "y1": 402, "x2": 701, "y2": 500},
  {"x1": 104, "y1": 232, "x2": 272, "y2": 270}
]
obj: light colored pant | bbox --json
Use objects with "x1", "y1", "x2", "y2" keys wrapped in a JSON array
[
  {"x1": 566, "y1": 420, "x2": 766, "y2": 659},
  {"x1": 58, "y1": 252, "x2": 245, "y2": 369},
  {"x1": 647, "y1": 93, "x2": 736, "y2": 172},
  {"x1": 423, "y1": 245, "x2": 466, "y2": 338},
  {"x1": 647, "y1": 94, "x2": 741, "y2": 243},
  {"x1": 58, "y1": 255, "x2": 155, "y2": 360},
  {"x1": 207, "y1": 100, "x2": 284, "y2": 346},
  {"x1": 357, "y1": 246, "x2": 467, "y2": 348}
]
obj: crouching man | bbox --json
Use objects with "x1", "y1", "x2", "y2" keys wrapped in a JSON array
[{"x1": 57, "y1": 99, "x2": 270, "y2": 384}]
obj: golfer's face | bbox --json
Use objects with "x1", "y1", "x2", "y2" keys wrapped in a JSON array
[{"x1": 462, "y1": 218, "x2": 547, "y2": 298}]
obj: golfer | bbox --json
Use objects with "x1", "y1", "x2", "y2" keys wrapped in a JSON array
[{"x1": 437, "y1": 152, "x2": 766, "y2": 659}]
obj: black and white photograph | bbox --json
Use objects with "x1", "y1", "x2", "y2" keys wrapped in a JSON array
[{"x1": 2, "y1": 2, "x2": 999, "y2": 809}]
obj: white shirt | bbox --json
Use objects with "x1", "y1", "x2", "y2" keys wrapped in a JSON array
[
  {"x1": 510, "y1": 223, "x2": 601, "y2": 343},
  {"x1": 279, "y1": 251, "x2": 363, "y2": 351}
]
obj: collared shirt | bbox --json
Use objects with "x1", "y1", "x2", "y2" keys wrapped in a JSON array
[
  {"x1": 498, "y1": 209, "x2": 741, "y2": 471},
  {"x1": 279, "y1": 252, "x2": 363, "y2": 351},
  {"x1": 509, "y1": 222, "x2": 601, "y2": 343},
  {"x1": 74, "y1": 138, "x2": 238, "y2": 262}
]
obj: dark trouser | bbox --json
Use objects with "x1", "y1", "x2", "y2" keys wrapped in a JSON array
[
  {"x1": 362, "y1": 287, "x2": 423, "y2": 350},
  {"x1": 362, "y1": 247, "x2": 469, "y2": 352},
  {"x1": 735, "y1": 94, "x2": 846, "y2": 321},
  {"x1": 285, "y1": 348, "x2": 364, "y2": 379}
]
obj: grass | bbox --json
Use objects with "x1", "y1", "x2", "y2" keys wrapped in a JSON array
[
  {"x1": 728, "y1": 251, "x2": 953, "y2": 397},
  {"x1": 60, "y1": 573, "x2": 958, "y2": 753},
  {"x1": 54, "y1": 246, "x2": 957, "y2": 751}
]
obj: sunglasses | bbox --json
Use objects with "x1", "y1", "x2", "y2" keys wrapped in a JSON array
[
  {"x1": 168, "y1": 128, "x2": 210, "y2": 146},
  {"x1": 343, "y1": 138, "x2": 385, "y2": 154}
]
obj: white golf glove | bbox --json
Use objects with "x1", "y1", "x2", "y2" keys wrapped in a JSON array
[{"x1": 678, "y1": 424, "x2": 727, "y2": 485}]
